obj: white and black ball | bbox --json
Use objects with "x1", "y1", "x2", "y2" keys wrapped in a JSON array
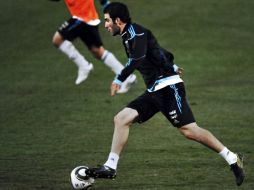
[{"x1": 70, "y1": 166, "x2": 94, "y2": 190}]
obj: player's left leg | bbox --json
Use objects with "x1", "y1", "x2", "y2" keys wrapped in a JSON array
[
  {"x1": 179, "y1": 122, "x2": 224, "y2": 152},
  {"x1": 178, "y1": 122, "x2": 245, "y2": 186},
  {"x1": 161, "y1": 83, "x2": 245, "y2": 186}
]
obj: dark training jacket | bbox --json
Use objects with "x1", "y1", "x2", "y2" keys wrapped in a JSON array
[{"x1": 114, "y1": 23, "x2": 179, "y2": 91}]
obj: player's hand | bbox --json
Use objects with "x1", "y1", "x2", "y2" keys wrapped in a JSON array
[
  {"x1": 176, "y1": 67, "x2": 184, "y2": 77},
  {"x1": 111, "y1": 83, "x2": 120, "y2": 96}
]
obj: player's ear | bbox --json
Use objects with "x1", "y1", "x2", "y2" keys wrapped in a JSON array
[{"x1": 115, "y1": 17, "x2": 121, "y2": 25}]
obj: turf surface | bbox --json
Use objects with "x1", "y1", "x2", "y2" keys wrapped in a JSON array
[{"x1": 0, "y1": 0, "x2": 253, "y2": 189}]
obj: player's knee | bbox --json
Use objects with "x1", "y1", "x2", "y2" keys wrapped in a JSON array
[
  {"x1": 113, "y1": 115, "x2": 118, "y2": 125},
  {"x1": 114, "y1": 113, "x2": 124, "y2": 127},
  {"x1": 52, "y1": 32, "x2": 63, "y2": 47},
  {"x1": 179, "y1": 123, "x2": 199, "y2": 141},
  {"x1": 90, "y1": 46, "x2": 104, "y2": 59},
  {"x1": 181, "y1": 129, "x2": 196, "y2": 140},
  {"x1": 92, "y1": 51, "x2": 101, "y2": 59},
  {"x1": 114, "y1": 112, "x2": 130, "y2": 128},
  {"x1": 52, "y1": 37, "x2": 60, "y2": 47},
  {"x1": 114, "y1": 108, "x2": 137, "y2": 128}
]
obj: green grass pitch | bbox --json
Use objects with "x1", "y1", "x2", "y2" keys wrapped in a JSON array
[{"x1": 0, "y1": 0, "x2": 253, "y2": 189}]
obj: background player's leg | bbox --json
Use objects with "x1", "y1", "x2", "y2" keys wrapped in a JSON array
[
  {"x1": 90, "y1": 46, "x2": 137, "y2": 93},
  {"x1": 52, "y1": 32, "x2": 93, "y2": 85}
]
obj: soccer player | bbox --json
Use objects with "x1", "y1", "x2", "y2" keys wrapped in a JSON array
[
  {"x1": 85, "y1": 2, "x2": 245, "y2": 186},
  {"x1": 50, "y1": 0, "x2": 136, "y2": 93}
]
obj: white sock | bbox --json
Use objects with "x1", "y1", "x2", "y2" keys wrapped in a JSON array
[
  {"x1": 59, "y1": 40, "x2": 90, "y2": 69},
  {"x1": 219, "y1": 147, "x2": 237, "y2": 165},
  {"x1": 101, "y1": 50, "x2": 124, "y2": 74},
  {"x1": 104, "y1": 152, "x2": 119, "y2": 170}
]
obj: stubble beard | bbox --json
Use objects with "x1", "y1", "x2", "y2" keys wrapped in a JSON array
[{"x1": 112, "y1": 25, "x2": 121, "y2": 36}]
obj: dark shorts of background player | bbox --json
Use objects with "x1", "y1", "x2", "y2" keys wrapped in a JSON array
[
  {"x1": 58, "y1": 18, "x2": 103, "y2": 49},
  {"x1": 127, "y1": 82, "x2": 195, "y2": 128}
]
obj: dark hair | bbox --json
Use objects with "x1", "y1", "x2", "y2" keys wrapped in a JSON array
[{"x1": 103, "y1": 2, "x2": 131, "y2": 23}]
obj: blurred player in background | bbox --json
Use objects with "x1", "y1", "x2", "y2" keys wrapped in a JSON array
[{"x1": 50, "y1": 0, "x2": 136, "y2": 93}]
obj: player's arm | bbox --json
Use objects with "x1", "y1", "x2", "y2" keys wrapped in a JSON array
[
  {"x1": 165, "y1": 51, "x2": 184, "y2": 76},
  {"x1": 162, "y1": 49, "x2": 184, "y2": 77},
  {"x1": 111, "y1": 59, "x2": 137, "y2": 96},
  {"x1": 111, "y1": 63, "x2": 136, "y2": 96},
  {"x1": 119, "y1": 31, "x2": 147, "y2": 80},
  {"x1": 111, "y1": 33, "x2": 147, "y2": 96}
]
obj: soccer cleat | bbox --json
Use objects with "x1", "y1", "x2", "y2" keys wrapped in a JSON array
[
  {"x1": 117, "y1": 74, "x2": 137, "y2": 94},
  {"x1": 85, "y1": 165, "x2": 116, "y2": 179},
  {"x1": 230, "y1": 153, "x2": 245, "y2": 186},
  {"x1": 75, "y1": 63, "x2": 93, "y2": 85}
]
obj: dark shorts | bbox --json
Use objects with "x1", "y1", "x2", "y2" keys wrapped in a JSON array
[
  {"x1": 127, "y1": 83, "x2": 195, "y2": 127},
  {"x1": 58, "y1": 18, "x2": 103, "y2": 49}
]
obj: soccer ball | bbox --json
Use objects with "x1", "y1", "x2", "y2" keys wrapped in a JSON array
[{"x1": 70, "y1": 166, "x2": 95, "y2": 190}]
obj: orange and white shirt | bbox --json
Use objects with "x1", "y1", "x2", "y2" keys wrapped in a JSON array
[{"x1": 64, "y1": 0, "x2": 100, "y2": 25}]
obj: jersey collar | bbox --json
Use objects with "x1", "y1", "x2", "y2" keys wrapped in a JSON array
[{"x1": 121, "y1": 22, "x2": 131, "y2": 39}]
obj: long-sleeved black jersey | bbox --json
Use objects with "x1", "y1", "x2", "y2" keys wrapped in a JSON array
[{"x1": 113, "y1": 23, "x2": 183, "y2": 92}]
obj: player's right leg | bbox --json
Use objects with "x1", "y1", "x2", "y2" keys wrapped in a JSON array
[
  {"x1": 110, "y1": 107, "x2": 139, "y2": 156},
  {"x1": 52, "y1": 18, "x2": 93, "y2": 85},
  {"x1": 86, "y1": 93, "x2": 158, "y2": 179},
  {"x1": 86, "y1": 107, "x2": 139, "y2": 179}
]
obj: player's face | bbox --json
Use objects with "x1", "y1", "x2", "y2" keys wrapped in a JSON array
[{"x1": 104, "y1": 13, "x2": 121, "y2": 36}]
